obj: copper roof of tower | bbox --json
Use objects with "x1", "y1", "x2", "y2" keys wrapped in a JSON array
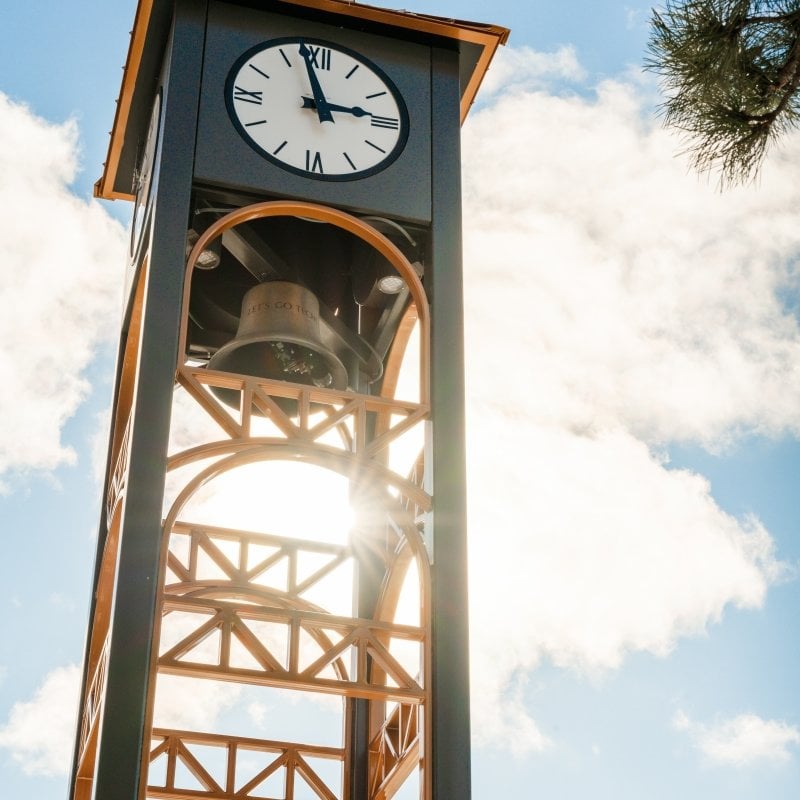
[{"x1": 94, "y1": 0, "x2": 509, "y2": 200}]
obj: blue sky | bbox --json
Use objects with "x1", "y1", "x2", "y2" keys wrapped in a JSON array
[{"x1": 1, "y1": 1, "x2": 800, "y2": 799}]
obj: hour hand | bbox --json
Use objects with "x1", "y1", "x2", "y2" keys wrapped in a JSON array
[
  {"x1": 298, "y1": 41, "x2": 334, "y2": 123},
  {"x1": 301, "y1": 97, "x2": 400, "y2": 131},
  {"x1": 302, "y1": 96, "x2": 368, "y2": 117}
]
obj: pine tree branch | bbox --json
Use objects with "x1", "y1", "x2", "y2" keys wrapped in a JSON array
[
  {"x1": 771, "y1": 29, "x2": 800, "y2": 93},
  {"x1": 738, "y1": 12, "x2": 800, "y2": 26},
  {"x1": 646, "y1": 0, "x2": 800, "y2": 185}
]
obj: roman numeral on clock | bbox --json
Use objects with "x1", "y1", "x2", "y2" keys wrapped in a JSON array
[
  {"x1": 305, "y1": 150, "x2": 324, "y2": 173},
  {"x1": 233, "y1": 86, "x2": 263, "y2": 104},
  {"x1": 370, "y1": 115, "x2": 399, "y2": 130},
  {"x1": 307, "y1": 46, "x2": 332, "y2": 70}
]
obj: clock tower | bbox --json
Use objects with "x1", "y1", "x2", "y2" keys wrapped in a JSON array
[{"x1": 69, "y1": 3, "x2": 507, "y2": 800}]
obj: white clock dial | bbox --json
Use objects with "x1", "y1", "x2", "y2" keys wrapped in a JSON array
[{"x1": 225, "y1": 37, "x2": 409, "y2": 180}]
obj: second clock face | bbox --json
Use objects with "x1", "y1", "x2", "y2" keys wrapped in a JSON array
[
  {"x1": 225, "y1": 37, "x2": 409, "y2": 181},
  {"x1": 130, "y1": 91, "x2": 161, "y2": 259}
]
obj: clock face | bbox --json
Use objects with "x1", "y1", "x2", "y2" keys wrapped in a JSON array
[
  {"x1": 225, "y1": 37, "x2": 409, "y2": 181},
  {"x1": 130, "y1": 91, "x2": 161, "y2": 258}
]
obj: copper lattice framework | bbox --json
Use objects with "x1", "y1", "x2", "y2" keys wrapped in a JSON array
[
  {"x1": 75, "y1": 202, "x2": 433, "y2": 800},
  {"x1": 174, "y1": 203, "x2": 429, "y2": 800}
]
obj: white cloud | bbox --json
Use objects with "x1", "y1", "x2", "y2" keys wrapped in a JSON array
[
  {"x1": 463, "y1": 74, "x2": 800, "y2": 448},
  {"x1": 461, "y1": 51, "x2": 800, "y2": 752},
  {"x1": 89, "y1": 408, "x2": 113, "y2": 484},
  {"x1": 469, "y1": 429, "x2": 781, "y2": 670},
  {"x1": 674, "y1": 710, "x2": 800, "y2": 766},
  {"x1": 473, "y1": 671, "x2": 553, "y2": 755},
  {"x1": 152, "y1": 675, "x2": 241, "y2": 731},
  {"x1": 625, "y1": 6, "x2": 646, "y2": 31},
  {"x1": 247, "y1": 700, "x2": 268, "y2": 726},
  {"x1": 468, "y1": 426, "x2": 784, "y2": 751},
  {"x1": 0, "y1": 93, "x2": 126, "y2": 487},
  {"x1": 0, "y1": 668, "x2": 241, "y2": 778},
  {"x1": 0, "y1": 664, "x2": 79, "y2": 776},
  {"x1": 479, "y1": 45, "x2": 586, "y2": 98}
]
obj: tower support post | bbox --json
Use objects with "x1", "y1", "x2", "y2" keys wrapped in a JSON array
[
  {"x1": 429, "y1": 45, "x2": 471, "y2": 800},
  {"x1": 79, "y1": 5, "x2": 206, "y2": 799}
]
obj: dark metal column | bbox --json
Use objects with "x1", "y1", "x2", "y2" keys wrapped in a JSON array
[
  {"x1": 429, "y1": 45, "x2": 471, "y2": 800},
  {"x1": 348, "y1": 547, "x2": 386, "y2": 798},
  {"x1": 89, "y1": 3, "x2": 207, "y2": 798}
]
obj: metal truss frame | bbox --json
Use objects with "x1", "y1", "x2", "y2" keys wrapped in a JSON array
[{"x1": 74, "y1": 201, "x2": 435, "y2": 800}]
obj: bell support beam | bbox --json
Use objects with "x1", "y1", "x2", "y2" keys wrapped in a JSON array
[{"x1": 88, "y1": 3, "x2": 207, "y2": 799}]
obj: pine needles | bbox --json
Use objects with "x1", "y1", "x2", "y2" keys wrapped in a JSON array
[{"x1": 646, "y1": 1, "x2": 800, "y2": 184}]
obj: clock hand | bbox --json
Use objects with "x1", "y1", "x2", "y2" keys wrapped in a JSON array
[
  {"x1": 300, "y1": 96, "x2": 370, "y2": 118},
  {"x1": 298, "y1": 41, "x2": 334, "y2": 123},
  {"x1": 301, "y1": 97, "x2": 400, "y2": 130}
]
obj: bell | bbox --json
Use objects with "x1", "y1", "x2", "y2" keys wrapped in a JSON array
[{"x1": 207, "y1": 281, "x2": 348, "y2": 410}]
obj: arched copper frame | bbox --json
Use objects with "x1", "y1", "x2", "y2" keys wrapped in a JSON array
[
  {"x1": 180, "y1": 200, "x2": 430, "y2": 404},
  {"x1": 138, "y1": 201, "x2": 433, "y2": 800}
]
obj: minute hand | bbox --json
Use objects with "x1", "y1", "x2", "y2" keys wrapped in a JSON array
[{"x1": 298, "y1": 42, "x2": 334, "y2": 123}]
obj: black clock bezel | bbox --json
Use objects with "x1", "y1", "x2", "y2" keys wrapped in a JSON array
[{"x1": 224, "y1": 36, "x2": 410, "y2": 182}]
